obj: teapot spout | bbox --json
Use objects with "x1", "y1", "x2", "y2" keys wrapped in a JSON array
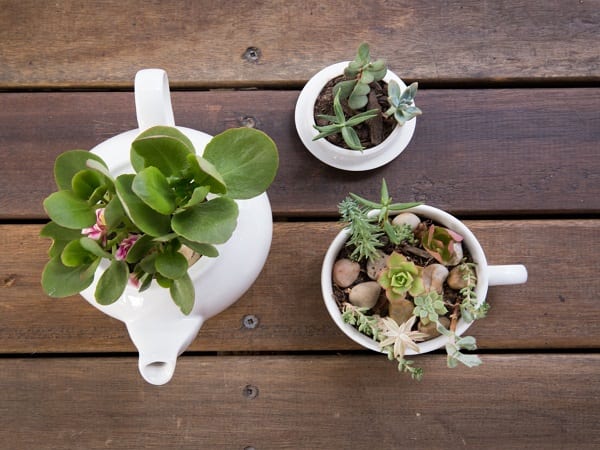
[{"x1": 126, "y1": 316, "x2": 204, "y2": 385}]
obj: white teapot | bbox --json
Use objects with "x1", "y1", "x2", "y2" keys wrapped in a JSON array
[{"x1": 80, "y1": 69, "x2": 273, "y2": 385}]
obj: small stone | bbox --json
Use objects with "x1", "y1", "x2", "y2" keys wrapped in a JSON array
[
  {"x1": 388, "y1": 298, "x2": 414, "y2": 325},
  {"x1": 333, "y1": 258, "x2": 360, "y2": 288},
  {"x1": 418, "y1": 316, "x2": 450, "y2": 339},
  {"x1": 447, "y1": 242, "x2": 464, "y2": 266},
  {"x1": 447, "y1": 265, "x2": 470, "y2": 290},
  {"x1": 422, "y1": 264, "x2": 449, "y2": 294},
  {"x1": 348, "y1": 282, "x2": 381, "y2": 309},
  {"x1": 366, "y1": 251, "x2": 388, "y2": 280},
  {"x1": 392, "y1": 212, "x2": 421, "y2": 230}
]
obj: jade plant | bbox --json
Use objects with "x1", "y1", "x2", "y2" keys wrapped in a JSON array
[
  {"x1": 333, "y1": 179, "x2": 488, "y2": 380},
  {"x1": 313, "y1": 43, "x2": 421, "y2": 151},
  {"x1": 41, "y1": 126, "x2": 279, "y2": 315}
]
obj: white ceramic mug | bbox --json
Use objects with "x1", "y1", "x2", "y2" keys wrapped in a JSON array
[
  {"x1": 80, "y1": 69, "x2": 273, "y2": 385},
  {"x1": 322, "y1": 205, "x2": 528, "y2": 354}
]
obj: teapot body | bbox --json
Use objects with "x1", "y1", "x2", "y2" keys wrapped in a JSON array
[{"x1": 78, "y1": 70, "x2": 273, "y2": 385}]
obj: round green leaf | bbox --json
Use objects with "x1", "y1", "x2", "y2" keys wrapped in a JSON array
[
  {"x1": 130, "y1": 126, "x2": 195, "y2": 176},
  {"x1": 169, "y1": 273, "x2": 195, "y2": 315},
  {"x1": 80, "y1": 237, "x2": 112, "y2": 260},
  {"x1": 40, "y1": 221, "x2": 84, "y2": 241},
  {"x1": 41, "y1": 256, "x2": 99, "y2": 298},
  {"x1": 115, "y1": 174, "x2": 171, "y2": 237},
  {"x1": 71, "y1": 169, "x2": 105, "y2": 200},
  {"x1": 184, "y1": 185, "x2": 210, "y2": 208},
  {"x1": 171, "y1": 197, "x2": 238, "y2": 244},
  {"x1": 202, "y1": 128, "x2": 278, "y2": 199},
  {"x1": 43, "y1": 190, "x2": 96, "y2": 229},
  {"x1": 180, "y1": 239, "x2": 219, "y2": 258},
  {"x1": 61, "y1": 239, "x2": 98, "y2": 267},
  {"x1": 103, "y1": 196, "x2": 126, "y2": 228},
  {"x1": 54, "y1": 150, "x2": 109, "y2": 191},
  {"x1": 125, "y1": 234, "x2": 156, "y2": 263},
  {"x1": 132, "y1": 166, "x2": 176, "y2": 215},
  {"x1": 139, "y1": 252, "x2": 158, "y2": 274},
  {"x1": 156, "y1": 249, "x2": 188, "y2": 280},
  {"x1": 187, "y1": 154, "x2": 227, "y2": 194},
  {"x1": 95, "y1": 260, "x2": 129, "y2": 305}
]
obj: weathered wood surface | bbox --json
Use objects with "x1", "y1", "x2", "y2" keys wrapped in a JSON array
[
  {"x1": 1, "y1": 88, "x2": 599, "y2": 219},
  {"x1": 1, "y1": 354, "x2": 598, "y2": 449},
  {"x1": 1, "y1": 0, "x2": 599, "y2": 89},
  {"x1": 2, "y1": 220, "x2": 598, "y2": 353}
]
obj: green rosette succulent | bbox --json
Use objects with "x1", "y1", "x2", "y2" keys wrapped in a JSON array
[{"x1": 377, "y1": 251, "x2": 425, "y2": 301}]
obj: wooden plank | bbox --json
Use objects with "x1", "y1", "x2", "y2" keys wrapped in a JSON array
[
  {"x1": 1, "y1": 354, "x2": 599, "y2": 449},
  {"x1": 1, "y1": 0, "x2": 599, "y2": 88},
  {"x1": 2, "y1": 220, "x2": 599, "y2": 353},
  {"x1": 1, "y1": 88, "x2": 599, "y2": 219}
]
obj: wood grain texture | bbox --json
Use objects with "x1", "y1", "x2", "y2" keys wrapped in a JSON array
[
  {"x1": 1, "y1": 0, "x2": 599, "y2": 88},
  {"x1": 2, "y1": 220, "x2": 598, "y2": 353},
  {"x1": 1, "y1": 88, "x2": 599, "y2": 219},
  {"x1": 1, "y1": 354, "x2": 599, "y2": 449}
]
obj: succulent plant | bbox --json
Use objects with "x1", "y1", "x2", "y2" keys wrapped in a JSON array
[
  {"x1": 350, "y1": 178, "x2": 421, "y2": 244},
  {"x1": 333, "y1": 42, "x2": 387, "y2": 110},
  {"x1": 377, "y1": 251, "x2": 425, "y2": 301},
  {"x1": 313, "y1": 90, "x2": 379, "y2": 151},
  {"x1": 420, "y1": 224, "x2": 464, "y2": 266},
  {"x1": 413, "y1": 291, "x2": 448, "y2": 325},
  {"x1": 383, "y1": 80, "x2": 422, "y2": 126}
]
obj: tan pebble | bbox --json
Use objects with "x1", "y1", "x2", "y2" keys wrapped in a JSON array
[
  {"x1": 447, "y1": 242, "x2": 464, "y2": 266},
  {"x1": 422, "y1": 264, "x2": 449, "y2": 294},
  {"x1": 388, "y1": 298, "x2": 414, "y2": 325},
  {"x1": 366, "y1": 251, "x2": 388, "y2": 280},
  {"x1": 348, "y1": 282, "x2": 381, "y2": 309},
  {"x1": 392, "y1": 212, "x2": 421, "y2": 230},
  {"x1": 447, "y1": 265, "x2": 474, "y2": 290},
  {"x1": 333, "y1": 258, "x2": 360, "y2": 288}
]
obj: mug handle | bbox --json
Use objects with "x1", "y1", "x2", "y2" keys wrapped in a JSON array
[
  {"x1": 134, "y1": 69, "x2": 175, "y2": 130},
  {"x1": 488, "y1": 264, "x2": 528, "y2": 286}
]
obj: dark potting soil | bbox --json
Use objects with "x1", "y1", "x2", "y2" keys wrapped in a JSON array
[{"x1": 313, "y1": 75, "x2": 397, "y2": 150}]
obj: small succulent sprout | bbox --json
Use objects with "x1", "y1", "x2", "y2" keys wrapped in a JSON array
[
  {"x1": 420, "y1": 224, "x2": 464, "y2": 266},
  {"x1": 334, "y1": 42, "x2": 388, "y2": 110},
  {"x1": 413, "y1": 291, "x2": 448, "y2": 325},
  {"x1": 313, "y1": 90, "x2": 379, "y2": 151},
  {"x1": 378, "y1": 251, "x2": 425, "y2": 301},
  {"x1": 383, "y1": 80, "x2": 422, "y2": 126}
]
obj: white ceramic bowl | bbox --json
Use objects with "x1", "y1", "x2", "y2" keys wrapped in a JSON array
[{"x1": 295, "y1": 61, "x2": 417, "y2": 171}]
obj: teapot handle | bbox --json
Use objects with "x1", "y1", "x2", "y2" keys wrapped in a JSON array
[{"x1": 134, "y1": 69, "x2": 175, "y2": 131}]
